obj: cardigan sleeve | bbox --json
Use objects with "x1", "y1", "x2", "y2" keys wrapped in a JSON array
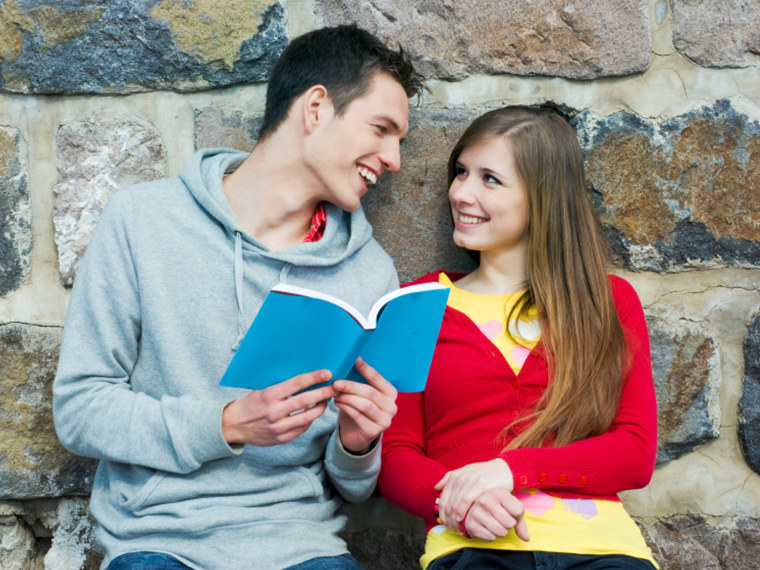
[
  {"x1": 378, "y1": 270, "x2": 456, "y2": 522},
  {"x1": 500, "y1": 276, "x2": 658, "y2": 496},
  {"x1": 378, "y1": 391, "x2": 448, "y2": 524}
]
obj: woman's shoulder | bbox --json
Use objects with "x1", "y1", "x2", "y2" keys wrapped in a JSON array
[
  {"x1": 607, "y1": 274, "x2": 646, "y2": 319},
  {"x1": 607, "y1": 274, "x2": 638, "y2": 297}
]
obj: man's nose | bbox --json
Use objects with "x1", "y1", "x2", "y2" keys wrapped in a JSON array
[{"x1": 379, "y1": 138, "x2": 402, "y2": 173}]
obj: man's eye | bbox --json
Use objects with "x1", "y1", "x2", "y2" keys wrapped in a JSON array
[{"x1": 374, "y1": 124, "x2": 387, "y2": 135}]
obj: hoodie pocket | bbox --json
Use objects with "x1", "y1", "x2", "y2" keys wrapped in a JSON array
[
  {"x1": 118, "y1": 470, "x2": 167, "y2": 513},
  {"x1": 112, "y1": 459, "x2": 328, "y2": 519}
]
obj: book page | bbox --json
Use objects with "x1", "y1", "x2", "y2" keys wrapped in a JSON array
[
  {"x1": 366, "y1": 282, "x2": 448, "y2": 328},
  {"x1": 272, "y1": 283, "x2": 372, "y2": 329}
]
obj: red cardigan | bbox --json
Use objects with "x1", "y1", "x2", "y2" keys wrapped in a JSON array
[{"x1": 378, "y1": 271, "x2": 658, "y2": 529}]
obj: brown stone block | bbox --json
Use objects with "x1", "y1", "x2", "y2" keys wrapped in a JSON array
[
  {"x1": 574, "y1": 100, "x2": 760, "y2": 271},
  {"x1": 363, "y1": 108, "x2": 479, "y2": 283},
  {"x1": 316, "y1": 0, "x2": 651, "y2": 80},
  {"x1": 0, "y1": 324, "x2": 96, "y2": 498}
]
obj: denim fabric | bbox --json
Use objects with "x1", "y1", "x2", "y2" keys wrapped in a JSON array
[
  {"x1": 283, "y1": 553, "x2": 364, "y2": 570},
  {"x1": 106, "y1": 552, "x2": 191, "y2": 570},
  {"x1": 428, "y1": 549, "x2": 657, "y2": 570}
]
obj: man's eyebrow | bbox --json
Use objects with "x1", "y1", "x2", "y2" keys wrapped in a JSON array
[{"x1": 374, "y1": 114, "x2": 407, "y2": 136}]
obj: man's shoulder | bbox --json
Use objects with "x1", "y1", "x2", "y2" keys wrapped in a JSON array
[
  {"x1": 103, "y1": 176, "x2": 190, "y2": 217},
  {"x1": 112, "y1": 176, "x2": 186, "y2": 202}
]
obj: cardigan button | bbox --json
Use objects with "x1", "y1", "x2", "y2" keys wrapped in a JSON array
[
  {"x1": 539, "y1": 473, "x2": 548, "y2": 483},
  {"x1": 518, "y1": 475, "x2": 529, "y2": 486},
  {"x1": 558, "y1": 474, "x2": 567, "y2": 484},
  {"x1": 580, "y1": 475, "x2": 589, "y2": 485}
]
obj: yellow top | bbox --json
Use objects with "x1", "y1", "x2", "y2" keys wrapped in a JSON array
[{"x1": 421, "y1": 274, "x2": 658, "y2": 569}]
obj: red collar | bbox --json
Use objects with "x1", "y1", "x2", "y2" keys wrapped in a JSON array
[{"x1": 303, "y1": 202, "x2": 327, "y2": 242}]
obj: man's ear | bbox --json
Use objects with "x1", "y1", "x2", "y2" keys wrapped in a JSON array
[{"x1": 301, "y1": 85, "x2": 331, "y2": 134}]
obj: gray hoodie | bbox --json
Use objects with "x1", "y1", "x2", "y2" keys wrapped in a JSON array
[{"x1": 53, "y1": 149, "x2": 399, "y2": 569}]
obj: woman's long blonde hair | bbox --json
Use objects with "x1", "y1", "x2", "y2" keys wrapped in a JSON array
[{"x1": 447, "y1": 106, "x2": 629, "y2": 449}]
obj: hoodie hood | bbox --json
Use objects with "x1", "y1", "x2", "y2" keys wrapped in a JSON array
[
  {"x1": 179, "y1": 148, "x2": 383, "y2": 348},
  {"x1": 179, "y1": 148, "x2": 375, "y2": 267}
]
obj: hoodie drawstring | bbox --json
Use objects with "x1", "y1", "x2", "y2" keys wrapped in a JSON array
[
  {"x1": 232, "y1": 231, "x2": 245, "y2": 350},
  {"x1": 231, "y1": 233, "x2": 293, "y2": 350}
]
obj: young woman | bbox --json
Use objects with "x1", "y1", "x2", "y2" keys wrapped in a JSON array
[{"x1": 378, "y1": 106, "x2": 658, "y2": 569}]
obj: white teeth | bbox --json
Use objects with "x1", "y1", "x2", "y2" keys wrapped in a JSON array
[
  {"x1": 458, "y1": 214, "x2": 485, "y2": 224},
  {"x1": 357, "y1": 166, "x2": 377, "y2": 185}
]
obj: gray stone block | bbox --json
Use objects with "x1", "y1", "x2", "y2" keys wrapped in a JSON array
[
  {"x1": 639, "y1": 514, "x2": 760, "y2": 569},
  {"x1": 647, "y1": 318, "x2": 721, "y2": 463},
  {"x1": 672, "y1": 0, "x2": 760, "y2": 68},
  {"x1": 341, "y1": 497, "x2": 425, "y2": 570},
  {"x1": 739, "y1": 312, "x2": 760, "y2": 474},
  {"x1": 0, "y1": 0, "x2": 286, "y2": 94},
  {"x1": 0, "y1": 498, "x2": 101, "y2": 569},
  {"x1": 194, "y1": 107, "x2": 261, "y2": 152},
  {"x1": 0, "y1": 126, "x2": 31, "y2": 297},
  {"x1": 53, "y1": 116, "x2": 166, "y2": 287},
  {"x1": 316, "y1": 0, "x2": 651, "y2": 80}
]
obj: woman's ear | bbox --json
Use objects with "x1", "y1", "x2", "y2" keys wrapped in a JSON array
[{"x1": 301, "y1": 85, "x2": 330, "y2": 134}]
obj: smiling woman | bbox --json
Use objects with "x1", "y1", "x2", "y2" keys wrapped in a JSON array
[
  {"x1": 448, "y1": 135, "x2": 529, "y2": 266},
  {"x1": 379, "y1": 105, "x2": 659, "y2": 570}
]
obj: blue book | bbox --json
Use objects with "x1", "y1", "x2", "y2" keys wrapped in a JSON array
[{"x1": 219, "y1": 282, "x2": 449, "y2": 392}]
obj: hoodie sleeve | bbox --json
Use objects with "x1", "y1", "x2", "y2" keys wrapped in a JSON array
[
  {"x1": 53, "y1": 192, "x2": 240, "y2": 474},
  {"x1": 323, "y1": 422, "x2": 381, "y2": 503},
  {"x1": 321, "y1": 269, "x2": 398, "y2": 502}
]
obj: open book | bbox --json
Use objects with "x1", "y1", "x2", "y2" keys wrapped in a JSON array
[{"x1": 219, "y1": 282, "x2": 450, "y2": 392}]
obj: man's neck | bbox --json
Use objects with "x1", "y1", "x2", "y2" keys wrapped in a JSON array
[{"x1": 222, "y1": 140, "x2": 322, "y2": 251}]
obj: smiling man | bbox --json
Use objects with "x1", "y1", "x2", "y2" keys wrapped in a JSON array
[{"x1": 53, "y1": 26, "x2": 425, "y2": 570}]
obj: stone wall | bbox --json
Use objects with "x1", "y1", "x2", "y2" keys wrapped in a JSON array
[{"x1": 0, "y1": 0, "x2": 758, "y2": 568}]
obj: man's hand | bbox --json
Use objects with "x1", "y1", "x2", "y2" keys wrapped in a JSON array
[
  {"x1": 332, "y1": 357, "x2": 398, "y2": 454},
  {"x1": 222, "y1": 369, "x2": 335, "y2": 446},
  {"x1": 435, "y1": 458, "x2": 515, "y2": 526}
]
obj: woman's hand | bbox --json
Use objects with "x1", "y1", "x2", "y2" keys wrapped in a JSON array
[
  {"x1": 435, "y1": 458, "x2": 514, "y2": 527},
  {"x1": 460, "y1": 487, "x2": 530, "y2": 542},
  {"x1": 435, "y1": 458, "x2": 529, "y2": 542}
]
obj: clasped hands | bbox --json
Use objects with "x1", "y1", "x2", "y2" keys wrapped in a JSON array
[
  {"x1": 435, "y1": 458, "x2": 530, "y2": 542},
  {"x1": 222, "y1": 357, "x2": 397, "y2": 454}
]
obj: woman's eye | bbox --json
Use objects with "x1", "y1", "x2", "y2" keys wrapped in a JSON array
[
  {"x1": 455, "y1": 165, "x2": 468, "y2": 177},
  {"x1": 485, "y1": 174, "x2": 501, "y2": 185},
  {"x1": 374, "y1": 124, "x2": 387, "y2": 135}
]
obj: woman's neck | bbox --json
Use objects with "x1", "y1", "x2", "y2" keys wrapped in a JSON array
[{"x1": 454, "y1": 247, "x2": 528, "y2": 295}]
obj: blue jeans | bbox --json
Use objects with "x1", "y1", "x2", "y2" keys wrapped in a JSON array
[
  {"x1": 428, "y1": 549, "x2": 657, "y2": 570},
  {"x1": 106, "y1": 553, "x2": 190, "y2": 570},
  {"x1": 106, "y1": 552, "x2": 363, "y2": 570},
  {"x1": 283, "y1": 554, "x2": 364, "y2": 569}
]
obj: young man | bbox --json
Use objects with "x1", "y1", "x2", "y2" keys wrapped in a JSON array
[{"x1": 53, "y1": 26, "x2": 425, "y2": 570}]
